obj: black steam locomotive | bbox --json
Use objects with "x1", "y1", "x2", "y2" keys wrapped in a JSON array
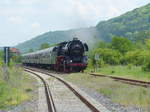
[{"x1": 22, "y1": 38, "x2": 88, "y2": 72}]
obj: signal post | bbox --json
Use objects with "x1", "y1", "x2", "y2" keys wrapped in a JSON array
[{"x1": 3, "y1": 47, "x2": 10, "y2": 81}]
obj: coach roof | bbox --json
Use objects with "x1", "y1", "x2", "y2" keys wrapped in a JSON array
[{"x1": 22, "y1": 47, "x2": 55, "y2": 57}]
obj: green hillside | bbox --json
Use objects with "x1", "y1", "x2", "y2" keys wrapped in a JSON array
[
  {"x1": 96, "y1": 3, "x2": 150, "y2": 41},
  {"x1": 16, "y1": 27, "x2": 99, "y2": 53},
  {"x1": 16, "y1": 3, "x2": 150, "y2": 53}
]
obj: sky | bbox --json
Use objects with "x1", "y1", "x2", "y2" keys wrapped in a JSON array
[{"x1": 0, "y1": 0, "x2": 149, "y2": 47}]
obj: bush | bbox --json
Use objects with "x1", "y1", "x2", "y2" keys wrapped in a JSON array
[
  {"x1": 111, "y1": 36, "x2": 133, "y2": 54},
  {"x1": 97, "y1": 59, "x2": 105, "y2": 68},
  {"x1": 87, "y1": 58, "x2": 94, "y2": 69},
  {"x1": 125, "y1": 50, "x2": 150, "y2": 65},
  {"x1": 127, "y1": 64, "x2": 133, "y2": 69},
  {"x1": 0, "y1": 59, "x2": 4, "y2": 66},
  {"x1": 9, "y1": 60, "x2": 15, "y2": 68},
  {"x1": 142, "y1": 62, "x2": 150, "y2": 72},
  {"x1": 93, "y1": 48, "x2": 121, "y2": 65}
]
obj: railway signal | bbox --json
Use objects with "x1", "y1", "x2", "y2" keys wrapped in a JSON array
[
  {"x1": 3, "y1": 47, "x2": 10, "y2": 81},
  {"x1": 4, "y1": 47, "x2": 10, "y2": 66}
]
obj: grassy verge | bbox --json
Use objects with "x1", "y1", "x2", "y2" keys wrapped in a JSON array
[
  {"x1": 0, "y1": 66, "x2": 37, "y2": 110},
  {"x1": 85, "y1": 65, "x2": 150, "y2": 82},
  {"x1": 63, "y1": 73, "x2": 150, "y2": 111}
]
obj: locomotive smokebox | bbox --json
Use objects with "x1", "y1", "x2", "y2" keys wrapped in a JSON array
[{"x1": 68, "y1": 38, "x2": 84, "y2": 56}]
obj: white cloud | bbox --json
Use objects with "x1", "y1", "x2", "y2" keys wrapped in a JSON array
[
  {"x1": 0, "y1": 0, "x2": 149, "y2": 46},
  {"x1": 16, "y1": 0, "x2": 40, "y2": 5},
  {"x1": 31, "y1": 22, "x2": 41, "y2": 29},
  {"x1": 8, "y1": 16, "x2": 25, "y2": 24},
  {"x1": 2, "y1": 0, "x2": 12, "y2": 5},
  {"x1": 108, "y1": 6, "x2": 120, "y2": 18}
]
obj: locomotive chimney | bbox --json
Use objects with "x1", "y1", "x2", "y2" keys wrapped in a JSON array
[{"x1": 73, "y1": 37, "x2": 78, "y2": 40}]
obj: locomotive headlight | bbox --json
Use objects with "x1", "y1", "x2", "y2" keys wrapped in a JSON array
[{"x1": 70, "y1": 60, "x2": 72, "y2": 62}]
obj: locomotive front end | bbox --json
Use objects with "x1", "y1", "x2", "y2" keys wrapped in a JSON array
[{"x1": 66, "y1": 38, "x2": 88, "y2": 72}]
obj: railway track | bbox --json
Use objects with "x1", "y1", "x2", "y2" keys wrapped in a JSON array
[
  {"x1": 25, "y1": 69, "x2": 56, "y2": 112},
  {"x1": 90, "y1": 73, "x2": 150, "y2": 88},
  {"x1": 25, "y1": 67, "x2": 110, "y2": 112}
]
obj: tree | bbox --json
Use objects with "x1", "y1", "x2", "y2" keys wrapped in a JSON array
[
  {"x1": 93, "y1": 48, "x2": 121, "y2": 65},
  {"x1": 28, "y1": 49, "x2": 34, "y2": 53},
  {"x1": 111, "y1": 36, "x2": 133, "y2": 54},
  {"x1": 130, "y1": 30, "x2": 150, "y2": 43},
  {"x1": 145, "y1": 38, "x2": 150, "y2": 49},
  {"x1": 124, "y1": 50, "x2": 150, "y2": 65},
  {"x1": 96, "y1": 41, "x2": 108, "y2": 49},
  {"x1": 142, "y1": 62, "x2": 150, "y2": 72},
  {"x1": 39, "y1": 43, "x2": 49, "y2": 50}
]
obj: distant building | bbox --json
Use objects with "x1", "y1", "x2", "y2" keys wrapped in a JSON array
[{"x1": 10, "y1": 48, "x2": 20, "y2": 55}]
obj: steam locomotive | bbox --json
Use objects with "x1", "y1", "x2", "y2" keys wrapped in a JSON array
[{"x1": 22, "y1": 38, "x2": 88, "y2": 72}]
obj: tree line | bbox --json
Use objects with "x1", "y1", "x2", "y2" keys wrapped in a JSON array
[{"x1": 88, "y1": 36, "x2": 150, "y2": 72}]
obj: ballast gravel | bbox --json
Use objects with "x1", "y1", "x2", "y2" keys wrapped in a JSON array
[{"x1": 77, "y1": 85, "x2": 146, "y2": 112}]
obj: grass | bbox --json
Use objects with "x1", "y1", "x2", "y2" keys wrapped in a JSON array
[
  {"x1": 86, "y1": 65, "x2": 150, "y2": 81},
  {"x1": 0, "y1": 66, "x2": 37, "y2": 110},
  {"x1": 63, "y1": 73, "x2": 150, "y2": 111}
]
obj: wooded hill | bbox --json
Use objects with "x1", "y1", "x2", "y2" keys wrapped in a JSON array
[
  {"x1": 96, "y1": 3, "x2": 150, "y2": 42},
  {"x1": 16, "y1": 3, "x2": 150, "y2": 53}
]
